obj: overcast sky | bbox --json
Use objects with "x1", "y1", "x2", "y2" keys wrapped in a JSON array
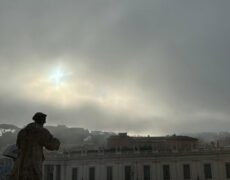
[{"x1": 0, "y1": 0, "x2": 230, "y2": 135}]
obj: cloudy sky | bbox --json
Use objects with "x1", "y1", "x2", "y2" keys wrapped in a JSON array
[{"x1": 0, "y1": 0, "x2": 230, "y2": 135}]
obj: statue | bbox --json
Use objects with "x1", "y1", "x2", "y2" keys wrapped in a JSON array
[{"x1": 10, "y1": 112, "x2": 60, "y2": 180}]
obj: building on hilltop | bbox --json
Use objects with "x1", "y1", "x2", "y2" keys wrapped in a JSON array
[{"x1": 107, "y1": 133, "x2": 198, "y2": 152}]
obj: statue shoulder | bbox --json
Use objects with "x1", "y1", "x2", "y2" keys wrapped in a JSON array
[
  {"x1": 40, "y1": 127, "x2": 53, "y2": 137},
  {"x1": 17, "y1": 128, "x2": 27, "y2": 138}
]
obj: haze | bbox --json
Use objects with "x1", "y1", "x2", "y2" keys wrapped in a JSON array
[{"x1": 0, "y1": 0, "x2": 230, "y2": 135}]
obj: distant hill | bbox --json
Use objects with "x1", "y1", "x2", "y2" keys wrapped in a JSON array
[
  {"x1": 2, "y1": 123, "x2": 230, "y2": 152},
  {"x1": 0, "y1": 123, "x2": 115, "y2": 152}
]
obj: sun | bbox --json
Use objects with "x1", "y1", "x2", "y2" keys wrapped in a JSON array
[{"x1": 49, "y1": 67, "x2": 69, "y2": 88}]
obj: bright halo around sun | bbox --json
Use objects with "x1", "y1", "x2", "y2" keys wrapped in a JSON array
[{"x1": 49, "y1": 66, "x2": 70, "y2": 89}]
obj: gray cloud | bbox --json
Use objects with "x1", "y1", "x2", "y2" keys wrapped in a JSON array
[{"x1": 0, "y1": 0, "x2": 230, "y2": 135}]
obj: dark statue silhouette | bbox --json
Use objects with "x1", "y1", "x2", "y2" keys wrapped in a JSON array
[{"x1": 9, "y1": 112, "x2": 60, "y2": 180}]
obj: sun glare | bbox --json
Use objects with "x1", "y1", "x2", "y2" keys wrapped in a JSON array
[{"x1": 49, "y1": 67, "x2": 69, "y2": 88}]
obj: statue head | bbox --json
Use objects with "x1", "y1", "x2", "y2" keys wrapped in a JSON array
[{"x1": 32, "y1": 112, "x2": 47, "y2": 125}]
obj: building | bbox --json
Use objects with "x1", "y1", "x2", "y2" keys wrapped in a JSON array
[
  {"x1": 43, "y1": 134, "x2": 230, "y2": 180},
  {"x1": 107, "y1": 133, "x2": 198, "y2": 152},
  {"x1": 43, "y1": 148, "x2": 230, "y2": 180}
]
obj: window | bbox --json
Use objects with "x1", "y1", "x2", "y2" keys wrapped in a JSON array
[
  {"x1": 226, "y1": 163, "x2": 230, "y2": 178},
  {"x1": 204, "y1": 164, "x2": 212, "y2": 179},
  {"x1": 125, "y1": 166, "x2": 132, "y2": 180},
  {"x1": 163, "y1": 165, "x2": 170, "y2": 180},
  {"x1": 89, "y1": 167, "x2": 95, "y2": 180},
  {"x1": 44, "y1": 165, "x2": 54, "y2": 180},
  {"x1": 106, "y1": 166, "x2": 113, "y2": 180},
  {"x1": 183, "y1": 164, "x2": 190, "y2": 179},
  {"x1": 72, "y1": 168, "x2": 78, "y2": 180},
  {"x1": 143, "y1": 165, "x2": 151, "y2": 180},
  {"x1": 56, "y1": 165, "x2": 61, "y2": 180}
]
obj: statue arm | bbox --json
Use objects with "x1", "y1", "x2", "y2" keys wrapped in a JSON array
[{"x1": 42, "y1": 129, "x2": 60, "y2": 151}]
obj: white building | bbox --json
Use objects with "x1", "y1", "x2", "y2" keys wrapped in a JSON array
[{"x1": 43, "y1": 148, "x2": 230, "y2": 180}]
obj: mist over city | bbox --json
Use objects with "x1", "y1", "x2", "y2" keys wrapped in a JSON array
[
  {"x1": 1, "y1": 1, "x2": 230, "y2": 180},
  {"x1": 1, "y1": 1, "x2": 230, "y2": 137}
]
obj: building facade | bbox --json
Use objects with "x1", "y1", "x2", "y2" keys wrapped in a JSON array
[
  {"x1": 43, "y1": 148, "x2": 230, "y2": 180},
  {"x1": 107, "y1": 133, "x2": 198, "y2": 152}
]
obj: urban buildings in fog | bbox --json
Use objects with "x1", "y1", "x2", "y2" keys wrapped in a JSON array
[{"x1": 43, "y1": 133, "x2": 230, "y2": 180}]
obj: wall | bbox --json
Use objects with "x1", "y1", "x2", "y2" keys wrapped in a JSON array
[{"x1": 43, "y1": 149, "x2": 230, "y2": 180}]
